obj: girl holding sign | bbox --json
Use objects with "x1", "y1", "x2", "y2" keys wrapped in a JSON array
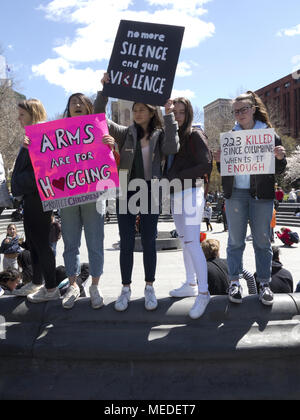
[
  {"x1": 164, "y1": 97, "x2": 213, "y2": 319},
  {"x1": 95, "y1": 74, "x2": 179, "y2": 312},
  {"x1": 59, "y1": 93, "x2": 105, "y2": 310},
  {"x1": 11, "y1": 99, "x2": 60, "y2": 302},
  {"x1": 215, "y1": 91, "x2": 286, "y2": 306}
]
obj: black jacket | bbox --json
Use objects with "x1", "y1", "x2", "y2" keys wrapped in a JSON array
[
  {"x1": 207, "y1": 258, "x2": 230, "y2": 295},
  {"x1": 218, "y1": 135, "x2": 287, "y2": 199},
  {"x1": 255, "y1": 261, "x2": 294, "y2": 293},
  {"x1": 11, "y1": 147, "x2": 38, "y2": 197},
  {"x1": 270, "y1": 261, "x2": 294, "y2": 293}
]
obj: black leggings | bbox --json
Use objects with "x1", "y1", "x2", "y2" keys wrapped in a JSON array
[{"x1": 23, "y1": 193, "x2": 56, "y2": 289}]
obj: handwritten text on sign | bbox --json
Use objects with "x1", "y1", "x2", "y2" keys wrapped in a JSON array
[
  {"x1": 103, "y1": 20, "x2": 184, "y2": 106},
  {"x1": 27, "y1": 114, "x2": 119, "y2": 211},
  {"x1": 220, "y1": 129, "x2": 275, "y2": 176}
]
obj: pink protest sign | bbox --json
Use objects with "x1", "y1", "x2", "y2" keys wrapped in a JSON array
[{"x1": 26, "y1": 113, "x2": 119, "y2": 211}]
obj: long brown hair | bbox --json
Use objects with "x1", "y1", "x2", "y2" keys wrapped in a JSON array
[
  {"x1": 132, "y1": 102, "x2": 163, "y2": 140},
  {"x1": 63, "y1": 93, "x2": 94, "y2": 118},
  {"x1": 18, "y1": 99, "x2": 47, "y2": 124},
  {"x1": 173, "y1": 97, "x2": 194, "y2": 142},
  {"x1": 234, "y1": 91, "x2": 272, "y2": 127}
]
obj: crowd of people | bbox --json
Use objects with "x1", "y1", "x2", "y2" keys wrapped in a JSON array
[{"x1": 1, "y1": 79, "x2": 299, "y2": 319}]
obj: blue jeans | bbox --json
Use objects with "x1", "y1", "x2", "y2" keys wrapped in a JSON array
[
  {"x1": 61, "y1": 203, "x2": 104, "y2": 278},
  {"x1": 116, "y1": 189, "x2": 159, "y2": 285},
  {"x1": 225, "y1": 189, "x2": 273, "y2": 285}
]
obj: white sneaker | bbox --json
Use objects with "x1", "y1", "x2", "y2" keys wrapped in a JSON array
[
  {"x1": 169, "y1": 282, "x2": 198, "y2": 298},
  {"x1": 189, "y1": 293, "x2": 210, "y2": 320},
  {"x1": 13, "y1": 282, "x2": 43, "y2": 297},
  {"x1": 27, "y1": 286, "x2": 60, "y2": 303},
  {"x1": 115, "y1": 286, "x2": 131, "y2": 312},
  {"x1": 62, "y1": 285, "x2": 80, "y2": 309},
  {"x1": 89, "y1": 285, "x2": 104, "y2": 309},
  {"x1": 144, "y1": 285, "x2": 158, "y2": 311}
]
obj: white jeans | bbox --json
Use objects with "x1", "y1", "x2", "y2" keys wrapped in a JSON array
[
  {"x1": 3, "y1": 256, "x2": 18, "y2": 270},
  {"x1": 171, "y1": 187, "x2": 208, "y2": 294}
]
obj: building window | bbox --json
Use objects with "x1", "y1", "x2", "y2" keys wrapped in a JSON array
[
  {"x1": 274, "y1": 87, "x2": 280, "y2": 93},
  {"x1": 265, "y1": 91, "x2": 270, "y2": 97},
  {"x1": 284, "y1": 82, "x2": 291, "y2": 89}
]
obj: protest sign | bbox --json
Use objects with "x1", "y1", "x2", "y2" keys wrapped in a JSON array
[
  {"x1": 220, "y1": 129, "x2": 275, "y2": 176},
  {"x1": 103, "y1": 20, "x2": 185, "y2": 106},
  {"x1": 27, "y1": 114, "x2": 119, "y2": 211}
]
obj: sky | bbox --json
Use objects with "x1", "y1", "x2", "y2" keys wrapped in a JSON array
[{"x1": 1, "y1": 0, "x2": 300, "y2": 121}]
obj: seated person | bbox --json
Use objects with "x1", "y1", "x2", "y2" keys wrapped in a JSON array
[
  {"x1": 15, "y1": 250, "x2": 89, "y2": 297},
  {"x1": 0, "y1": 268, "x2": 22, "y2": 295},
  {"x1": 255, "y1": 246, "x2": 293, "y2": 293},
  {"x1": 276, "y1": 227, "x2": 294, "y2": 246},
  {"x1": 201, "y1": 239, "x2": 257, "y2": 295}
]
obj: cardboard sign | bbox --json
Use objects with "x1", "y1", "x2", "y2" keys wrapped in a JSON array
[
  {"x1": 103, "y1": 20, "x2": 185, "y2": 106},
  {"x1": 27, "y1": 114, "x2": 119, "y2": 211},
  {"x1": 220, "y1": 129, "x2": 275, "y2": 176}
]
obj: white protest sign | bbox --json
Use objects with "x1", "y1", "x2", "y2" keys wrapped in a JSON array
[{"x1": 220, "y1": 129, "x2": 275, "y2": 177}]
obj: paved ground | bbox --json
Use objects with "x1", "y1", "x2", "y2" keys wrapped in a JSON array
[{"x1": 2, "y1": 212, "x2": 298, "y2": 300}]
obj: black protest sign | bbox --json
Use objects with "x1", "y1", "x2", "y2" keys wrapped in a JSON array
[{"x1": 103, "y1": 20, "x2": 185, "y2": 106}]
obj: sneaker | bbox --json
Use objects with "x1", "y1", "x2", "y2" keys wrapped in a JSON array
[
  {"x1": 115, "y1": 286, "x2": 131, "y2": 312},
  {"x1": 228, "y1": 283, "x2": 243, "y2": 304},
  {"x1": 259, "y1": 283, "x2": 274, "y2": 306},
  {"x1": 189, "y1": 293, "x2": 210, "y2": 319},
  {"x1": 89, "y1": 285, "x2": 104, "y2": 309},
  {"x1": 62, "y1": 284, "x2": 80, "y2": 309},
  {"x1": 144, "y1": 285, "x2": 158, "y2": 311},
  {"x1": 169, "y1": 282, "x2": 198, "y2": 298},
  {"x1": 12, "y1": 282, "x2": 43, "y2": 297},
  {"x1": 0, "y1": 286, "x2": 4, "y2": 297},
  {"x1": 27, "y1": 286, "x2": 60, "y2": 303}
]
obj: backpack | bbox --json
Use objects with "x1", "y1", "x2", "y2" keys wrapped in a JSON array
[{"x1": 288, "y1": 231, "x2": 299, "y2": 244}]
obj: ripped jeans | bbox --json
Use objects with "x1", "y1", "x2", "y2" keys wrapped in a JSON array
[
  {"x1": 171, "y1": 187, "x2": 208, "y2": 294},
  {"x1": 225, "y1": 188, "x2": 273, "y2": 285}
]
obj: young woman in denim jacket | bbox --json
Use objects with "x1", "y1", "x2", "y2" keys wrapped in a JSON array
[
  {"x1": 215, "y1": 91, "x2": 286, "y2": 306},
  {"x1": 95, "y1": 74, "x2": 179, "y2": 312}
]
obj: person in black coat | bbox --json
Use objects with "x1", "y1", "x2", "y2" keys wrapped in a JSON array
[
  {"x1": 11, "y1": 99, "x2": 58, "y2": 302},
  {"x1": 201, "y1": 239, "x2": 257, "y2": 296}
]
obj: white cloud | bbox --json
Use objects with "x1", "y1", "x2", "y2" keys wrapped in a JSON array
[
  {"x1": 171, "y1": 88, "x2": 195, "y2": 100},
  {"x1": 32, "y1": 58, "x2": 106, "y2": 94},
  {"x1": 33, "y1": 0, "x2": 215, "y2": 93},
  {"x1": 176, "y1": 62, "x2": 193, "y2": 77},
  {"x1": 277, "y1": 23, "x2": 300, "y2": 37}
]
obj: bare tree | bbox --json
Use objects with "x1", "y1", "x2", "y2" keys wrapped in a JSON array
[{"x1": 0, "y1": 79, "x2": 24, "y2": 179}]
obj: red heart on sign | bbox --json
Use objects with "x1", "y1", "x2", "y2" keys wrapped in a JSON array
[{"x1": 52, "y1": 177, "x2": 65, "y2": 191}]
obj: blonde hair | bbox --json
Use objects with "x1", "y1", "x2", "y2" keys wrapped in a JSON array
[
  {"x1": 201, "y1": 239, "x2": 220, "y2": 260},
  {"x1": 18, "y1": 99, "x2": 47, "y2": 124},
  {"x1": 233, "y1": 91, "x2": 272, "y2": 128}
]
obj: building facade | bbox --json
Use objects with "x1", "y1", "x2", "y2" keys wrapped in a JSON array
[
  {"x1": 111, "y1": 99, "x2": 133, "y2": 126},
  {"x1": 255, "y1": 72, "x2": 300, "y2": 140},
  {"x1": 203, "y1": 98, "x2": 235, "y2": 133}
]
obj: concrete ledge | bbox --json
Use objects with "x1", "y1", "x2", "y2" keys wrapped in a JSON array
[{"x1": 1, "y1": 294, "x2": 300, "y2": 399}]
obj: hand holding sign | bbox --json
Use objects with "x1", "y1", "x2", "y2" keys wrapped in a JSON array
[
  {"x1": 274, "y1": 145, "x2": 286, "y2": 160},
  {"x1": 164, "y1": 99, "x2": 175, "y2": 115},
  {"x1": 220, "y1": 129, "x2": 276, "y2": 177}
]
